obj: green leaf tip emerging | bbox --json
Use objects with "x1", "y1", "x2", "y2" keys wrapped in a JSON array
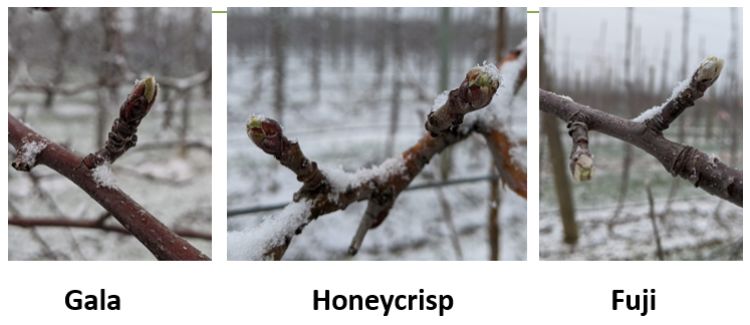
[
  {"x1": 246, "y1": 115, "x2": 284, "y2": 155},
  {"x1": 465, "y1": 64, "x2": 501, "y2": 109},
  {"x1": 142, "y1": 76, "x2": 158, "y2": 104}
]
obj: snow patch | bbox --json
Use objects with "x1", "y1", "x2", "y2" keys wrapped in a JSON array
[
  {"x1": 17, "y1": 140, "x2": 47, "y2": 167},
  {"x1": 322, "y1": 157, "x2": 407, "y2": 193},
  {"x1": 92, "y1": 164, "x2": 118, "y2": 189},
  {"x1": 227, "y1": 200, "x2": 313, "y2": 260},
  {"x1": 431, "y1": 90, "x2": 450, "y2": 112},
  {"x1": 476, "y1": 61, "x2": 502, "y2": 84},
  {"x1": 633, "y1": 78, "x2": 690, "y2": 123}
]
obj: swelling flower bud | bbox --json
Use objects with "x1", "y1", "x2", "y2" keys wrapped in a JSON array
[
  {"x1": 247, "y1": 115, "x2": 285, "y2": 156},
  {"x1": 693, "y1": 56, "x2": 724, "y2": 87},
  {"x1": 464, "y1": 64, "x2": 501, "y2": 109}
]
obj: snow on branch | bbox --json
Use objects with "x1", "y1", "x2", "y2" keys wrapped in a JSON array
[
  {"x1": 425, "y1": 63, "x2": 501, "y2": 136},
  {"x1": 8, "y1": 77, "x2": 209, "y2": 261},
  {"x1": 634, "y1": 56, "x2": 724, "y2": 131},
  {"x1": 11, "y1": 139, "x2": 48, "y2": 171},
  {"x1": 235, "y1": 40, "x2": 529, "y2": 260},
  {"x1": 540, "y1": 56, "x2": 740, "y2": 207}
]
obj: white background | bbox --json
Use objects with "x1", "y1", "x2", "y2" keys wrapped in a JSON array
[{"x1": 1, "y1": 1, "x2": 747, "y2": 324}]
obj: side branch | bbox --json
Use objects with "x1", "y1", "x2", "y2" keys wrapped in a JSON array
[
  {"x1": 83, "y1": 77, "x2": 158, "y2": 167},
  {"x1": 636, "y1": 56, "x2": 724, "y2": 132},
  {"x1": 567, "y1": 121, "x2": 593, "y2": 181},
  {"x1": 540, "y1": 89, "x2": 742, "y2": 207},
  {"x1": 9, "y1": 215, "x2": 211, "y2": 241},
  {"x1": 479, "y1": 129, "x2": 527, "y2": 198}
]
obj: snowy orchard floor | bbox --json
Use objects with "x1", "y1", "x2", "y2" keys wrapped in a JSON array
[
  {"x1": 540, "y1": 129, "x2": 742, "y2": 260},
  {"x1": 8, "y1": 87, "x2": 212, "y2": 260},
  {"x1": 227, "y1": 53, "x2": 528, "y2": 260}
]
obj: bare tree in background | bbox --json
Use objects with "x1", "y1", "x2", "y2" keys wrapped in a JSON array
[
  {"x1": 612, "y1": 8, "x2": 634, "y2": 222},
  {"x1": 542, "y1": 17, "x2": 578, "y2": 246},
  {"x1": 385, "y1": 8, "x2": 403, "y2": 157},
  {"x1": 270, "y1": 8, "x2": 288, "y2": 124}
]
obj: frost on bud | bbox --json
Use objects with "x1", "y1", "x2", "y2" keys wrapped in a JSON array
[
  {"x1": 571, "y1": 152, "x2": 593, "y2": 182},
  {"x1": 464, "y1": 64, "x2": 501, "y2": 109},
  {"x1": 693, "y1": 56, "x2": 724, "y2": 87},
  {"x1": 247, "y1": 115, "x2": 285, "y2": 156}
]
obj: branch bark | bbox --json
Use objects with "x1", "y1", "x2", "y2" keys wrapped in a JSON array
[
  {"x1": 9, "y1": 79, "x2": 210, "y2": 261},
  {"x1": 540, "y1": 57, "x2": 741, "y2": 207},
  {"x1": 9, "y1": 215, "x2": 211, "y2": 241},
  {"x1": 234, "y1": 42, "x2": 528, "y2": 260}
]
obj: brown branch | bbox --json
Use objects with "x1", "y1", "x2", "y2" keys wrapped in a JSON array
[
  {"x1": 639, "y1": 56, "x2": 724, "y2": 132},
  {"x1": 540, "y1": 58, "x2": 741, "y2": 207},
  {"x1": 9, "y1": 80, "x2": 209, "y2": 260},
  {"x1": 480, "y1": 128, "x2": 527, "y2": 198},
  {"x1": 9, "y1": 215, "x2": 211, "y2": 241},
  {"x1": 232, "y1": 40, "x2": 529, "y2": 260}
]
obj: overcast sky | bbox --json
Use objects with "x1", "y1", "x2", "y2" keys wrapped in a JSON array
[{"x1": 543, "y1": 8, "x2": 742, "y2": 89}]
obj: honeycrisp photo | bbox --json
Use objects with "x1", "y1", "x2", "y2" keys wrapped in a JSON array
[{"x1": 227, "y1": 7, "x2": 528, "y2": 260}]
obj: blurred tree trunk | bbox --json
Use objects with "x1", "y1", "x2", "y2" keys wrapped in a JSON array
[
  {"x1": 494, "y1": 8, "x2": 506, "y2": 63},
  {"x1": 329, "y1": 11, "x2": 341, "y2": 69},
  {"x1": 97, "y1": 8, "x2": 126, "y2": 149},
  {"x1": 179, "y1": 89, "x2": 191, "y2": 158},
  {"x1": 677, "y1": 8, "x2": 690, "y2": 142},
  {"x1": 436, "y1": 8, "x2": 454, "y2": 179},
  {"x1": 728, "y1": 8, "x2": 741, "y2": 168},
  {"x1": 270, "y1": 8, "x2": 287, "y2": 124},
  {"x1": 385, "y1": 8, "x2": 403, "y2": 157},
  {"x1": 488, "y1": 7, "x2": 505, "y2": 261},
  {"x1": 344, "y1": 8, "x2": 355, "y2": 72},
  {"x1": 373, "y1": 9, "x2": 388, "y2": 90},
  {"x1": 543, "y1": 114, "x2": 577, "y2": 245},
  {"x1": 45, "y1": 9, "x2": 71, "y2": 110},
  {"x1": 665, "y1": 8, "x2": 691, "y2": 209},
  {"x1": 613, "y1": 8, "x2": 634, "y2": 221},
  {"x1": 660, "y1": 32, "x2": 671, "y2": 95},
  {"x1": 541, "y1": 27, "x2": 578, "y2": 245},
  {"x1": 310, "y1": 9, "x2": 322, "y2": 104}
]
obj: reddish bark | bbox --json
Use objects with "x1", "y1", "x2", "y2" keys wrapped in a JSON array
[{"x1": 9, "y1": 114, "x2": 209, "y2": 260}]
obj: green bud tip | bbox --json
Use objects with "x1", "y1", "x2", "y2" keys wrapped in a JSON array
[
  {"x1": 143, "y1": 76, "x2": 158, "y2": 103},
  {"x1": 573, "y1": 155, "x2": 593, "y2": 182},
  {"x1": 467, "y1": 64, "x2": 501, "y2": 90}
]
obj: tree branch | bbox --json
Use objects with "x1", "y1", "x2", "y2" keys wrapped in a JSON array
[
  {"x1": 9, "y1": 215, "x2": 211, "y2": 241},
  {"x1": 540, "y1": 57, "x2": 741, "y2": 207},
  {"x1": 231, "y1": 41, "x2": 528, "y2": 260},
  {"x1": 83, "y1": 77, "x2": 158, "y2": 167},
  {"x1": 9, "y1": 78, "x2": 210, "y2": 260}
]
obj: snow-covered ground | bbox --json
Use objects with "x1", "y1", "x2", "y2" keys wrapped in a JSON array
[
  {"x1": 228, "y1": 52, "x2": 527, "y2": 260},
  {"x1": 8, "y1": 87, "x2": 212, "y2": 260},
  {"x1": 540, "y1": 128, "x2": 742, "y2": 260}
]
